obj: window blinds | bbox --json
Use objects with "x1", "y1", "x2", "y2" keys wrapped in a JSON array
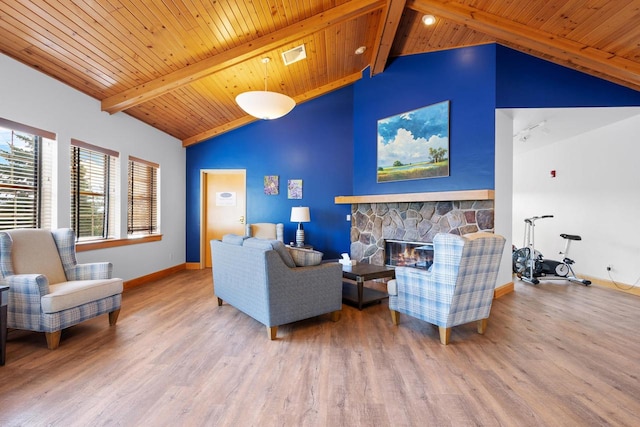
[
  {"x1": 70, "y1": 139, "x2": 117, "y2": 240},
  {"x1": 0, "y1": 118, "x2": 55, "y2": 230},
  {"x1": 128, "y1": 156, "x2": 158, "y2": 235}
]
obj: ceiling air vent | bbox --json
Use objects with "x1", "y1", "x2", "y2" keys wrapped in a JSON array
[{"x1": 282, "y1": 44, "x2": 306, "y2": 66}]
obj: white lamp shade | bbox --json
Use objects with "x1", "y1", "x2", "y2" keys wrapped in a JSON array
[
  {"x1": 236, "y1": 91, "x2": 296, "y2": 120},
  {"x1": 290, "y1": 206, "x2": 310, "y2": 223}
]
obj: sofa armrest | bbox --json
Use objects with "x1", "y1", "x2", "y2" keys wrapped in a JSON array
[
  {"x1": 271, "y1": 261, "x2": 342, "y2": 291},
  {"x1": 66, "y1": 262, "x2": 113, "y2": 280},
  {"x1": 265, "y1": 253, "x2": 343, "y2": 326}
]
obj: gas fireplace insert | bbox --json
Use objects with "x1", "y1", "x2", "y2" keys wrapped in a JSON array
[{"x1": 385, "y1": 239, "x2": 434, "y2": 270}]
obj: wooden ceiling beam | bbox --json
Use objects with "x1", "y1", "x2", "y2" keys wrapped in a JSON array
[
  {"x1": 408, "y1": 0, "x2": 640, "y2": 91},
  {"x1": 370, "y1": 0, "x2": 407, "y2": 76},
  {"x1": 102, "y1": 0, "x2": 385, "y2": 114},
  {"x1": 182, "y1": 71, "x2": 364, "y2": 146}
]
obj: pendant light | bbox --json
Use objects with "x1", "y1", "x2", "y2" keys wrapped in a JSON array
[{"x1": 235, "y1": 57, "x2": 296, "y2": 120}]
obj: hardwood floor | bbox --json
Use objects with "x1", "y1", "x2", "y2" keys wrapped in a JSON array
[{"x1": 1, "y1": 269, "x2": 639, "y2": 426}]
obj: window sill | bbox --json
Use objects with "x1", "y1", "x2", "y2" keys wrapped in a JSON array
[{"x1": 76, "y1": 234, "x2": 162, "y2": 252}]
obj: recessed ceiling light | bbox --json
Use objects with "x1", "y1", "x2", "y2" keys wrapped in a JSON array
[
  {"x1": 422, "y1": 14, "x2": 436, "y2": 26},
  {"x1": 355, "y1": 46, "x2": 366, "y2": 55}
]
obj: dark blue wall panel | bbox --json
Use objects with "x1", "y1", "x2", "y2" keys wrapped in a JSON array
[
  {"x1": 496, "y1": 45, "x2": 640, "y2": 107},
  {"x1": 185, "y1": 87, "x2": 354, "y2": 262},
  {"x1": 352, "y1": 44, "x2": 498, "y2": 195}
]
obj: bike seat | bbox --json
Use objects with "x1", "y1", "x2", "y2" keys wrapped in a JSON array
[{"x1": 560, "y1": 233, "x2": 581, "y2": 241}]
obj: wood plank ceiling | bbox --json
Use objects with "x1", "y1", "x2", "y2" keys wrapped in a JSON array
[{"x1": 1, "y1": 0, "x2": 639, "y2": 147}]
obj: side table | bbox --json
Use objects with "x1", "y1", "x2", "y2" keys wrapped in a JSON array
[
  {"x1": 1, "y1": 285, "x2": 8, "y2": 366},
  {"x1": 341, "y1": 264, "x2": 395, "y2": 310}
]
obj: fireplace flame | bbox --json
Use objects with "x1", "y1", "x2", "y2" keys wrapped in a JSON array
[{"x1": 385, "y1": 240, "x2": 434, "y2": 270}]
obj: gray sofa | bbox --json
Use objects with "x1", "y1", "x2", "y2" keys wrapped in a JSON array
[{"x1": 211, "y1": 235, "x2": 343, "y2": 339}]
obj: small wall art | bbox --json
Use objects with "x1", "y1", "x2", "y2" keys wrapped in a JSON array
[
  {"x1": 287, "y1": 179, "x2": 302, "y2": 199},
  {"x1": 377, "y1": 100, "x2": 450, "y2": 182},
  {"x1": 264, "y1": 175, "x2": 279, "y2": 195}
]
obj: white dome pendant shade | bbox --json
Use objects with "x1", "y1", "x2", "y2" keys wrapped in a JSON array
[
  {"x1": 235, "y1": 58, "x2": 296, "y2": 120},
  {"x1": 236, "y1": 90, "x2": 295, "y2": 120}
]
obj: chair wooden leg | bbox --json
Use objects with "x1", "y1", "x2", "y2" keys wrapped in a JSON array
[
  {"x1": 390, "y1": 309, "x2": 400, "y2": 325},
  {"x1": 438, "y1": 326, "x2": 451, "y2": 345},
  {"x1": 330, "y1": 310, "x2": 341, "y2": 322},
  {"x1": 477, "y1": 318, "x2": 488, "y2": 334},
  {"x1": 108, "y1": 309, "x2": 121, "y2": 326},
  {"x1": 217, "y1": 297, "x2": 223, "y2": 306},
  {"x1": 45, "y1": 331, "x2": 61, "y2": 350},
  {"x1": 267, "y1": 326, "x2": 277, "y2": 340}
]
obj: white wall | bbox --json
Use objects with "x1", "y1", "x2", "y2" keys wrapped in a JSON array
[
  {"x1": 512, "y1": 110, "x2": 640, "y2": 285},
  {"x1": 494, "y1": 110, "x2": 514, "y2": 287},
  {"x1": 0, "y1": 54, "x2": 186, "y2": 281}
]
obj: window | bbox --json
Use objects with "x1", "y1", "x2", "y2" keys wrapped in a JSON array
[
  {"x1": 128, "y1": 156, "x2": 158, "y2": 236},
  {"x1": 70, "y1": 139, "x2": 117, "y2": 240},
  {"x1": 0, "y1": 118, "x2": 54, "y2": 230}
]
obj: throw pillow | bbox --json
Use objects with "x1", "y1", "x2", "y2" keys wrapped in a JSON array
[
  {"x1": 270, "y1": 240, "x2": 297, "y2": 268},
  {"x1": 288, "y1": 247, "x2": 324, "y2": 266},
  {"x1": 243, "y1": 238, "x2": 296, "y2": 268}
]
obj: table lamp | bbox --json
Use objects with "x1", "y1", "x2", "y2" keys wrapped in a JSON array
[{"x1": 290, "y1": 206, "x2": 310, "y2": 247}]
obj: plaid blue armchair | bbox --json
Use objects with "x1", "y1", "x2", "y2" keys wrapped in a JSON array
[
  {"x1": 0, "y1": 229, "x2": 123, "y2": 349},
  {"x1": 387, "y1": 232, "x2": 506, "y2": 345}
]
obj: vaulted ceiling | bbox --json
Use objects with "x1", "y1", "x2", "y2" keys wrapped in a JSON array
[{"x1": 1, "y1": 0, "x2": 639, "y2": 146}]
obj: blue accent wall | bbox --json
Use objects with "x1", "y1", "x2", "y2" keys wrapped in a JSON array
[
  {"x1": 186, "y1": 87, "x2": 354, "y2": 262},
  {"x1": 496, "y1": 45, "x2": 640, "y2": 108},
  {"x1": 353, "y1": 44, "x2": 498, "y2": 195},
  {"x1": 186, "y1": 44, "x2": 640, "y2": 263}
]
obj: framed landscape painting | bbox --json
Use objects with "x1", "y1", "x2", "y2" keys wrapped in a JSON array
[{"x1": 377, "y1": 100, "x2": 450, "y2": 182}]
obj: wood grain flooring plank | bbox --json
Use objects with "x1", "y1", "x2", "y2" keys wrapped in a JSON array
[{"x1": 1, "y1": 270, "x2": 640, "y2": 426}]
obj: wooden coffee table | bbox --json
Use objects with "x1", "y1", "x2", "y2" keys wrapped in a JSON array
[{"x1": 341, "y1": 263, "x2": 395, "y2": 310}]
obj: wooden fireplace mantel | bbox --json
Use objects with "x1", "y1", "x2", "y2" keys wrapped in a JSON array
[{"x1": 334, "y1": 189, "x2": 494, "y2": 204}]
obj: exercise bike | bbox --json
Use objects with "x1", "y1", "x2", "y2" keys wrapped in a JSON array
[{"x1": 512, "y1": 215, "x2": 591, "y2": 286}]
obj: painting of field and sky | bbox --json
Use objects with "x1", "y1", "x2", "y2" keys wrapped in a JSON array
[{"x1": 377, "y1": 100, "x2": 450, "y2": 182}]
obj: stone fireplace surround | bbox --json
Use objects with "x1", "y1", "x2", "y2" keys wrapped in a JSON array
[{"x1": 335, "y1": 191, "x2": 495, "y2": 266}]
